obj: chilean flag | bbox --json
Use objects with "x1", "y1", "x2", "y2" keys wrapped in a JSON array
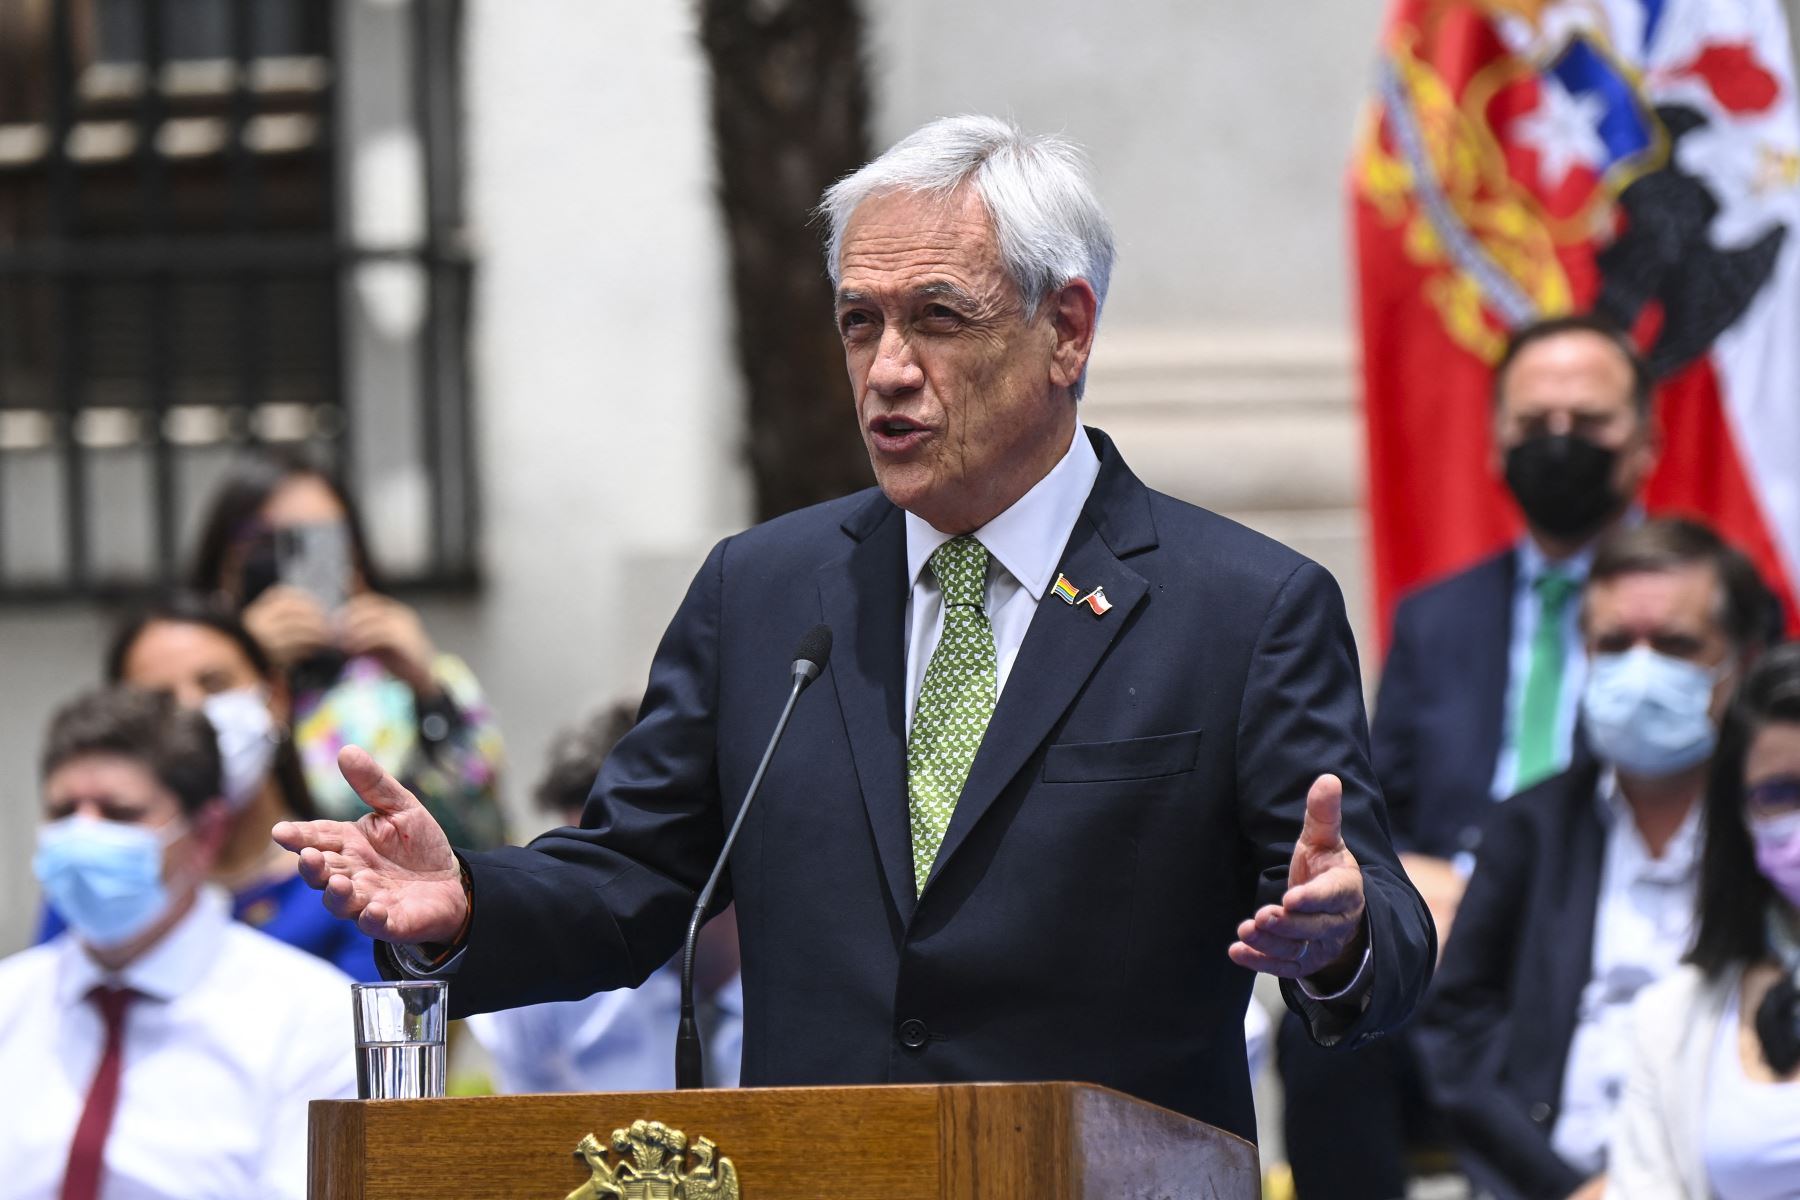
[{"x1": 1355, "y1": 0, "x2": 1800, "y2": 641}]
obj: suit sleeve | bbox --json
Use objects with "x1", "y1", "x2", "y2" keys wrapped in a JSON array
[
  {"x1": 435, "y1": 539, "x2": 732, "y2": 1019},
  {"x1": 1370, "y1": 596, "x2": 1424, "y2": 852},
  {"x1": 1233, "y1": 559, "x2": 1436, "y2": 1047},
  {"x1": 1415, "y1": 805, "x2": 1586, "y2": 1199}
]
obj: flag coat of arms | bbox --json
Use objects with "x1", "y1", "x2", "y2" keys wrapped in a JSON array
[{"x1": 1355, "y1": 0, "x2": 1800, "y2": 637}]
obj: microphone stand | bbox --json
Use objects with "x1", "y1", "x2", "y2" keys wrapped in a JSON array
[{"x1": 674, "y1": 671, "x2": 809, "y2": 1089}]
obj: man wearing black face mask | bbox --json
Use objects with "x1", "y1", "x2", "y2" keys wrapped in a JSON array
[{"x1": 1280, "y1": 315, "x2": 1659, "y2": 1198}]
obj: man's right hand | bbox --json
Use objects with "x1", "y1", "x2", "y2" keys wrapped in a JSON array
[{"x1": 271, "y1": 745, "x2": 467, "y2": 946}]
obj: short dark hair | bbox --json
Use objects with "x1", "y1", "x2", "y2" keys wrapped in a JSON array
[
  {"x1": 1586, "y1": 517, "x2": 1778, "y2": 652},
  {"x1": 1492, "y1": 313, "x2": 1653, "y2": 419},
  {"x1": 534, "y1": 701, "x2": 639, "y2": 817},
  {"x1": 106, "y1": 592, "x2": 317, "y2": 821},
  {"x1": 41, "y1": 687, "x2": 223, "y2": 817},
  {"x1": 1690, "y1": 642, "x2": 1800, "y2": 976},
  {"x1": 188, "y1": 448, "x2": 381, "y2": 601}
]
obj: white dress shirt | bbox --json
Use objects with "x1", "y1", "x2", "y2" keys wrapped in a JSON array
[
  {"x1": 466, "y1": 960, "x2": 743, "y2": 1093},
  {"x1": 1551, "y1": 774, "x2": 1702, "y2": 1175},
  {"x1": 902, "y1": 423, "x2": 1101, "y2": 729},
  {"x1": 0, "y1": 886, "x2": 358, "y2": 1200},
  {"x1": 1489, "y1": 536, "x2": 1595, "y2": 800}
]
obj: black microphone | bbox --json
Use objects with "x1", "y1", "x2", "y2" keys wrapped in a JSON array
[{"x1": 675, "y1": 623, "x2": 832, "y2": 1089}]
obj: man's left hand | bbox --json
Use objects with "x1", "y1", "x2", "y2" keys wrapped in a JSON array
[{"x1": 1229, "y1": 773, "x2": 1367, "y2": 987}]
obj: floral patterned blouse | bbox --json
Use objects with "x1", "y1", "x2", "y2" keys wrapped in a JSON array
[{"x1": 292, "y1": 653, "x2": 508, "y2": 848}]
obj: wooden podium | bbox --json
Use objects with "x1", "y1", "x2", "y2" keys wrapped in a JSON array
[{"x1": 310, "y1": 1081, "x2": 1259, "y2": 1198}]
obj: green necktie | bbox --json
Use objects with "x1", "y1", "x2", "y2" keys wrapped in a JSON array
[
  {"x1": 1515, "y1": 569, "x2": 1579, "y2": 790},
  {"x1": 907, "y1": 536, "x2": 998, "y2": 894}
]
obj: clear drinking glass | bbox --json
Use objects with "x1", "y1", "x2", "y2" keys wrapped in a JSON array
[{"x1": 352, "y1": 981, "x2": 447, "y2": 1100}]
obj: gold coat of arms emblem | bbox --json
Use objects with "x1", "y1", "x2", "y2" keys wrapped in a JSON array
[{"x1": 565, "y1": 1119, "x2": 740, "y2": 1200}]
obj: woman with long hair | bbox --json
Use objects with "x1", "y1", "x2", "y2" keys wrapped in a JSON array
[
  {"x1": 189, "y1": 449, "x2": 506, "y2": 848},
  {"x1": 1610, "y1": 641, "x2": 1800, "y2": 1196}
]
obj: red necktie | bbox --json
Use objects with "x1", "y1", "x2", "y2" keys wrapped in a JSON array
[{"x1": 60, "y1": 986, "x2": 135, "y2": 1200}]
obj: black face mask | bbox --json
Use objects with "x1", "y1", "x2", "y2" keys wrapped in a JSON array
[{"x1": 1503, "y1": 433, "x2": 1624, "y2": 541}]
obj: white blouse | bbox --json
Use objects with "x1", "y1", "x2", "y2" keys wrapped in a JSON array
[{"x1": 1703, "y1": 989, "x2": 1800, "y2": 1200}]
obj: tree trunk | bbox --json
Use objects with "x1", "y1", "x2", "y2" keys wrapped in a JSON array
[{"x1": 699, "y1": 0, "x2": 874, "y2": 521}]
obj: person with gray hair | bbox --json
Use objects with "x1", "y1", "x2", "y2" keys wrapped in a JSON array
[{"x1": 277, "y1": 115, "x2": 1433, "y2": 1152}]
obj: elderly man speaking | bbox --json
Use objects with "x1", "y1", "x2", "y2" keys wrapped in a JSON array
[{"x1": 276, "y1": 116, "x2": 1433, "y2": 1141}]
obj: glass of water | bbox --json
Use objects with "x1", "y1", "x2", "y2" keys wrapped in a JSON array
[{"x1": 352, "y1": 981, "x2": 447, "y2": 1100}]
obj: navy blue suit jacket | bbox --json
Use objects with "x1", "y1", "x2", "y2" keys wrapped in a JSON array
[
  {"x1": 1371, "y1": 548, "x2": 1518, "y2": 859},
  {"x1": 444, "y1": 430, "x2": 1434, "y2": 1140},
  {"x1": 1414, "y1": 764, "x2": 1605, "y2": 1199}
]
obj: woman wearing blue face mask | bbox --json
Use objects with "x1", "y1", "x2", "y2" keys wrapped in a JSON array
[
  {"x1": 1610, "y1": 643, "x2": 1800, "y2": 1198},
  {"x1": 37, "y1": 595, "x2": 380, "y2": 981}
]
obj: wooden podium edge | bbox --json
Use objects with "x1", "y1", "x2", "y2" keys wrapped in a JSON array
[{"x1": 310, "y1": 1080, "x2": 1259, "y2": 1199}]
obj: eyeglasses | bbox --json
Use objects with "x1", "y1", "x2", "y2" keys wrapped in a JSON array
[{"x1": 1746, "y1": 775, "x2": 1800, "y2": 817}]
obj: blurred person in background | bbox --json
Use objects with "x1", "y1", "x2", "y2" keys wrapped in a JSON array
[
  {"x1": 0, "y1": 687, "x2": 355, "y2": 1200},
  {"x1": 42, "y1": 595, "x2": 379, "y2": 980},
  {"x1": 1285, "y1": 314, "x2": 1658, "y2": 1198},
  {"x1": 1610, "y1": 642, "x2": 1800, "y2": 1198},
  {"x1": 466, "y1": 701, "x2": 745, "y2": 1092},
  {"x1": 1417, "y1": 518, "x2": 1772, "y2": 1200},
  {"x1": 190, "y1": 450, "x2": 507, "y2": 849}
]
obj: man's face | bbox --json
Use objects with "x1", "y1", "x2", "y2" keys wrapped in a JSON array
[
  {"x1": 834, "y1": 187, "x2": 1090, "y2": 535},
  {"x1": 1493, "y1": 330, "x2": 1656, "y2": 500},
  {"x1": 42, "y1": 754, "x2": 216, "y2": 891},
  {"x1": 1584, "y1": 563, "x2": 1736, "y2": 720}
]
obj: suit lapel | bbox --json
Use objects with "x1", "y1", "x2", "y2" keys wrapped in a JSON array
[
  {"x1": 1472, "y1": 549, "x2": 1520, "y2": 788},
  {"x1": 1544, "y1": 769, "x2": 1605, "y2": 1072},
  {"x1": 817, "y1": 496, "x2": 918, "y2": 922},
  {"x1": 922, "y1": 432, "x2": 1156, "y2": 896}
]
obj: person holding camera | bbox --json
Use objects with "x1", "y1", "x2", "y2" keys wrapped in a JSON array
[{"x1": 190, "y1": 451, "x2": 507, "y2": 849}]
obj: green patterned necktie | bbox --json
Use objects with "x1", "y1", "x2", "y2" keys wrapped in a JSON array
[
  {"x1": 907, "y1": 535, "x2": 998, "y2": 894},
  {"x1": 1515, "y1": 568, "x2": 1579, "y2": 790}
]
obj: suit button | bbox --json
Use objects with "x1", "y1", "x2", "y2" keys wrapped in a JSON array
[
  {"x1": 898, "y1": 1018, "x2": 929, "y2": 1050},
  {"x1": 1529, "y1": 1101, "x2": 1553, "y2": 1125}
]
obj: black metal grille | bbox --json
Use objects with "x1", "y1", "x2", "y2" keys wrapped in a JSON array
[{"x1": 0, "y1": 0, "x2": 475, "y2": 601}]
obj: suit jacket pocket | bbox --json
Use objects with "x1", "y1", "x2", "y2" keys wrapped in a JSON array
[{"x1": 1042, "y1": 728, "x2": 1204, "y2": 783}]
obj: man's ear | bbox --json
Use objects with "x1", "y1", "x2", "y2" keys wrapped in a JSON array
[{"x1": 1046, "y1": 279, "x2": 1099, "y2": 393}]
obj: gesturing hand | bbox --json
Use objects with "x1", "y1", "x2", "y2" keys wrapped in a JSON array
[
  {"x1": 270, "y1": 746, "x2": 467, "y2": 946},
  {"x1": 1229, "y1": 773, "x2": 1367, "y2": 986}
]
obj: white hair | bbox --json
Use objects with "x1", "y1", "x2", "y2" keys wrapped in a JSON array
[{"x1": 819, "y1": 114, "x2": 1117, "y2": 334}]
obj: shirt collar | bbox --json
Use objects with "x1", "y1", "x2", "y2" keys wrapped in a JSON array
[
  {"x1": 55, "y1": 885, "x2": 234, "y2": 1007},
  {"x1": 1594, "y1": 770, "x2": 1704, "y2": 883},
  {"x1": 1516, "y1": 505, "x2": 1647, "y2": 587},
  {"x1": 1516, "y1": 534, "x2": 1598, "y2": 588},
  {"x1": 904, "y1": 424, "x2": 1101, "y2": 601}
]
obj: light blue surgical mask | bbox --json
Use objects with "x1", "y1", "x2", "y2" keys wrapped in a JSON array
[
  {"x1": 33, "y1": 817, "x2": 182, "y2": 947},
  {"x1": 1580, "y1": 646, "x2": 1725, "y2": 778}
]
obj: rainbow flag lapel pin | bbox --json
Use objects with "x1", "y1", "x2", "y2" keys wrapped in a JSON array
[
  {"x1": 1052, "y1": 574, "x2": 1081, "y2": 605},
  {"x1": 1081, "y1": 586, "x2": 1113, "y2": 617}
]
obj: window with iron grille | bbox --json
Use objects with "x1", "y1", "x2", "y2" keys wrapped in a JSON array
[{"x1": 0, "y1": 0, "x2": 475, "y2": 601}]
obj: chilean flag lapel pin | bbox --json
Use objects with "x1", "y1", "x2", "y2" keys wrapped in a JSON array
[{"x1": 1081, "y1": 586, "x2": 1112, "y2": 617}]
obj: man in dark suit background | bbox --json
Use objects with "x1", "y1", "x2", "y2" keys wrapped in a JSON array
[
  {"x1": 275, "y1": 115, "x2": 1433, "y2": 1143},
  {"x1": 1416, "y1": 518, "x2": 1771, "y2": 1199},
  {"x1": 1281, "y1": 315, "x2": 1659, "y2": 1197}
]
